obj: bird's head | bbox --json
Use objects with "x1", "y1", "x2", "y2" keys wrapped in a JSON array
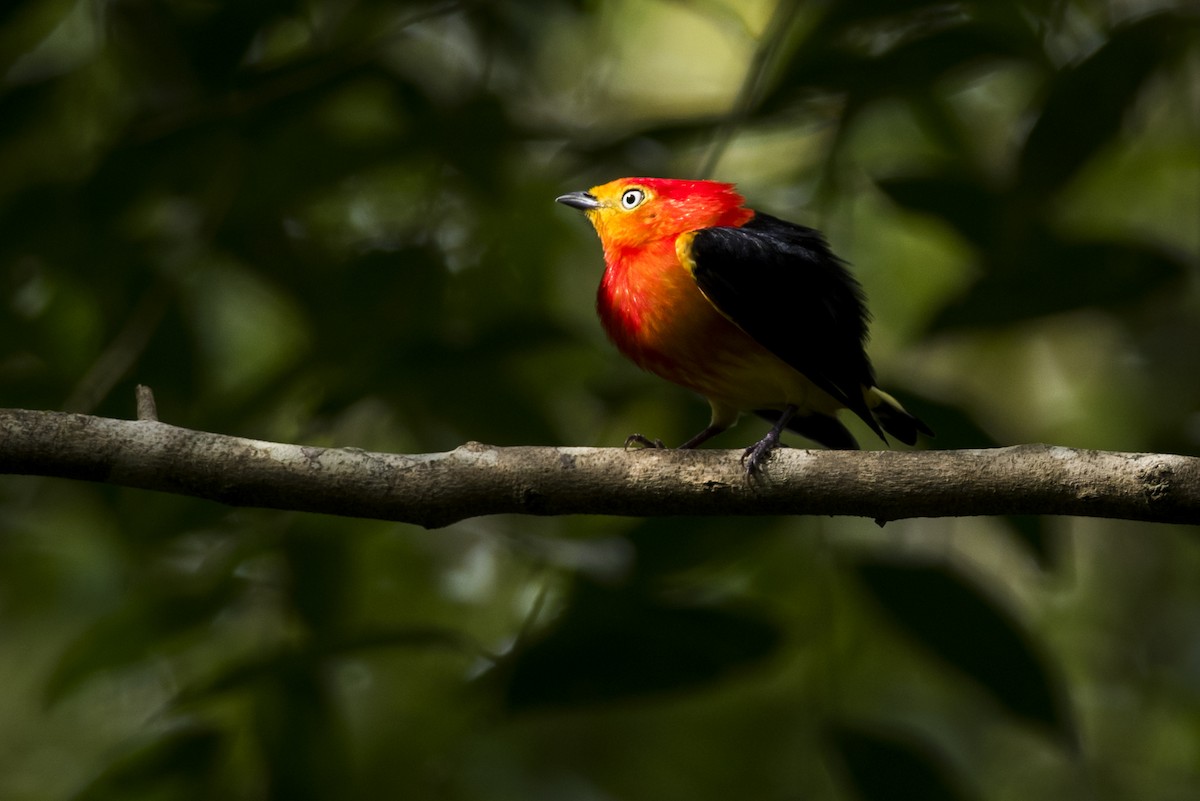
[{"x1": 556, "y1": 177, "x2": 752, "y2": 248}]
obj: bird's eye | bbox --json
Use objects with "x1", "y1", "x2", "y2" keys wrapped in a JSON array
[{"x1": 620, "y1": 188, "x2": 645, "y2": 209}]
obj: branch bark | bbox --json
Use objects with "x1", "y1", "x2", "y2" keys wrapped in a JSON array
[{"x1": 2, "y1": 407, "x2": 1198, "y2": 528}]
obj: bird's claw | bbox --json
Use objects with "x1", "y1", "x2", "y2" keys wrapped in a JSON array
[
  {"x1": 740, "y1": 431, "x2": 782, "y2": 476},
  {"x1": 625, "y1": 433, "x2": 666, "y2": 450}
]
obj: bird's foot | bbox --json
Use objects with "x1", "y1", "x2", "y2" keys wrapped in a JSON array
[
  {"x1": 741, "y1": 429, "x2": 783, "y2": 476},
  {"x1": 625, "y1": 433, "x2": 666, "y2": 450}
]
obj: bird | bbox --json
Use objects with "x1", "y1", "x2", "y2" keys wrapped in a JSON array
[{"x1": 556, "y1": 177, "x2": 931, "y2": 474}]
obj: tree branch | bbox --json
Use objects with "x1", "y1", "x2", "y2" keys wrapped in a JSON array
[{"x1": 2, "y1": 407, "x2": 1198, "y2": 528}]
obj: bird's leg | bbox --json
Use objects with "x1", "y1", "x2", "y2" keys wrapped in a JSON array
[
  {"x1": 679, "y1": 424, "x2": 727, "y2": 449},
  {"x1": 625, "y1": 422, "x2": 727, "y2": 451},
  {"x1": 625, "y1": 434, "x2": 666, "y2": 450},
  {"x1": 742, "y1": 404, "x2": 798, "y2": 475}
]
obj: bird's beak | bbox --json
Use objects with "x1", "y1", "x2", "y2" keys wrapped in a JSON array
[{"x1": 556, "y1": 191, "x2": 602, "y2": 211}]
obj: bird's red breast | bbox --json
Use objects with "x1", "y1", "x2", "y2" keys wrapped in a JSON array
[{"x1": 580, "y1": 178, "x2": 755, "y2": 386}]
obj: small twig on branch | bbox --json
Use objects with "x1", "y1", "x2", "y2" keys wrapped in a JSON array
[
  {"x1": 135, "y1": 385, "x2": 159, "y2": 422},
  {"x1": 2, "y1": 408, "x2": 1198, "y2": 528}
]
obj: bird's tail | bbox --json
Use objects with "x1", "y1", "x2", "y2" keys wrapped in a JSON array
[{"x1": 866, "y1": 388, "x2": 933, "y2": 446}]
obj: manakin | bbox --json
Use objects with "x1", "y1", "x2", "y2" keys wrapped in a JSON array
[{"x1": 557, "y1": 177, "x2": 930, "y2": 473}]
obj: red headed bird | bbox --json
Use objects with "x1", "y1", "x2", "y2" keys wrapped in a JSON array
[{"x1": 556, "y1": 177, "x2": 931, "y2": 473}]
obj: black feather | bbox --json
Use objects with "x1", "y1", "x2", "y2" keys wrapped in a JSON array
[
  {"x1": 688, "y1": 213, "x2": 884, "y2": 441},
  {"x1": 873, "y1": 399, "x2": 935, "y2": 446}
]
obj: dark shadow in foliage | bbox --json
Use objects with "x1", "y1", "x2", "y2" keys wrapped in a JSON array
[
  {"x1": 1005, "y1": 515, "x2": 1059, "y2": 571},
  {"x1": 876, "y1": 174, "x2": 1190, "y2": 331},
  {"x1": 71, "y1": 723, "x2": 225, "y2": 801},
  {"x1": 250, "y1": 656, "x2": 358, "y2": 801},
  {"x1": 497, "y1": 576, "x2": 781, "y2": 711},
  {"x1": 246, "y1": 526, "x2": 359, "y2": 801},
  {"x1": 160, "y1": 628, "x2": 484, "y2": 801},
  {"x1": 875, "y1": 174, "x2": 1001, "y2": 250},
  {"x1": 173, "y1": 626, "x2": 487, "y2": 710},
  {"x1": 930, "y1": 236, "x2": 1188, "y2": 332},
  {"x1": 283, "y1": 523, "x2": 355, "y2": 643},
  {"x1": 1017, "y1": 11, "x2": 1200, "y2": 202},
  {"x1": 853, "y1": 553, "x2": 1074, "y2": 747},
  {"x1": 622, "y1": 515, "x2": 781, "y2": 580},
  {"x1": 764, "y1": 2, "x2": 1046, "y2": 115},
  {"x1": 827, "y1": 721, "x2": 980, "y2": 801},
  {"x1": 873, "y1": 8, "x2": 1199, "y2": 335},
  {"x1": 757, "y1": 1, "x2": 1049, "y2": 193},
  {"x1": 45, "y1": 569, "x2": 243, "y2": 706}
]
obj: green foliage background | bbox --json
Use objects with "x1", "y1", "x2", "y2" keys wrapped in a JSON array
[{"x1": 2, "y1": 0, "x2": 1199, "y2": 798}]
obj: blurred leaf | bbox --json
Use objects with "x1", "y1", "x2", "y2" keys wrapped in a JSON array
[
  {"x1": 853, "y1": 554, "x2": 1073, "y2": 743},
  {"x1": 0, "y1": 2, "x2": 79, "y2": 80},
  {"x1": 828, "y1": 722, "x2": 978, "y2": 801},
  {"x1": 46, "y1": 571, "x2": 241, "y2": 704},
  {"x1": 1017, "y1": 11, "x2": 1199, "y2": 200},
  {"x1": 931, "y1": 236, "x2": 1187, "y2": 330},
  {"x1": 764, "y1": 11, "x2": 1040, "y2": 115},
  {"x1": 174, "y1": 625, "x2": 484, "y2": 713},
  {"x1": 498, "y1": 578, "x2": 780, "y2": 710},
  {"x1": 876, "y1": 173, "x2": 1001, "y2": 248},
  {"x1": 71, "y1": 723, "x2": 225, "y2": 801}
]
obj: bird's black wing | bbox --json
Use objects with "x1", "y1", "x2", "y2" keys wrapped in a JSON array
[{"x1": 684, "y1": 212, "x2": 884, "y2": 440}]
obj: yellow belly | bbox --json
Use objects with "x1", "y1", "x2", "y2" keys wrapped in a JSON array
[{"x1": 659, "y1": 330, "x2": 843, "y2": 424}]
